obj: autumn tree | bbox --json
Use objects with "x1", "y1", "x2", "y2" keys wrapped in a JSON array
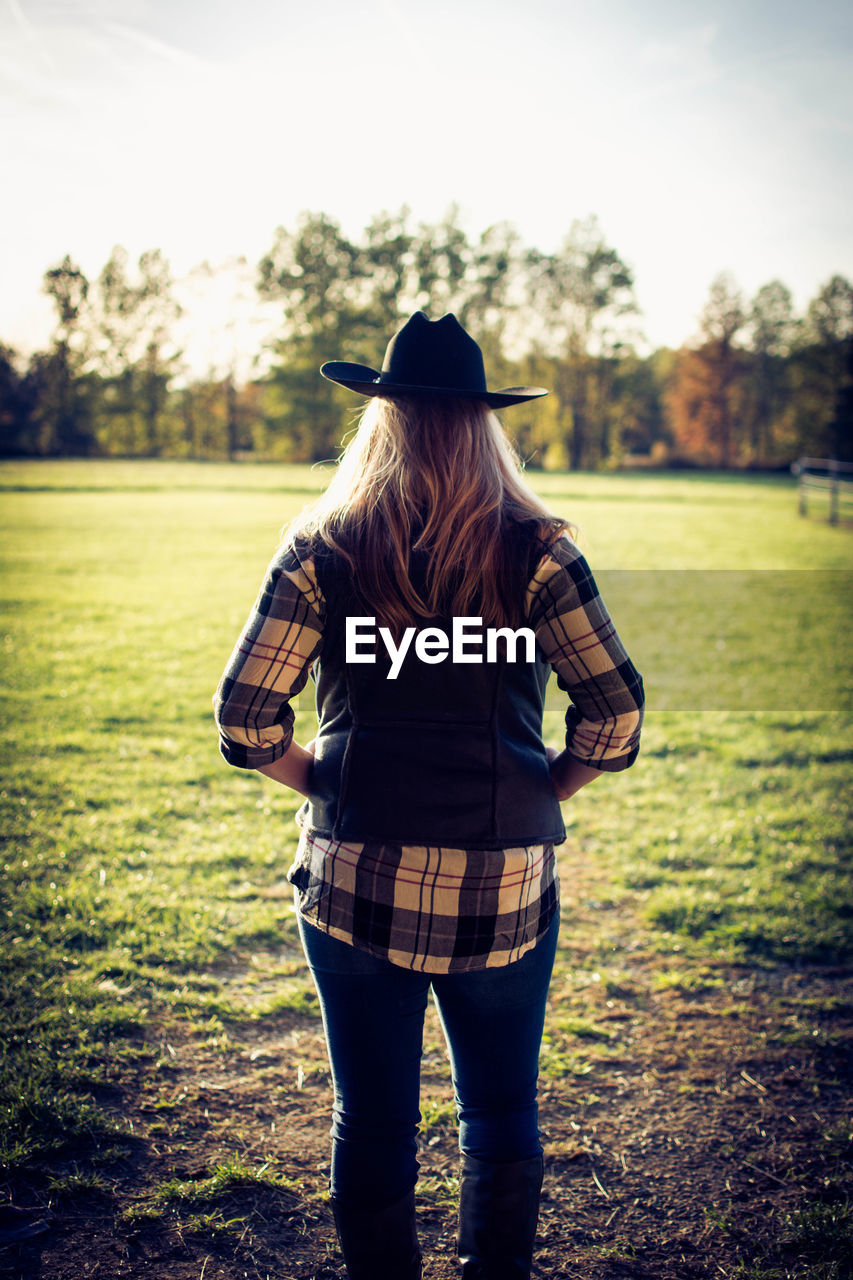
[{"x1": 666, "y1": 273, "x2": 747, "y2": 466}]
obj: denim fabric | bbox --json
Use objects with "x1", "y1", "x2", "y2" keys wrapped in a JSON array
[{"x1": 297, "y1": 911, "x2": 559, "y2": 1210}]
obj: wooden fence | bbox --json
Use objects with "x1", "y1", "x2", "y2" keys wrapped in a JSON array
[{"x1": 792, "y1": 457, "x2": 853, "y2": 525}]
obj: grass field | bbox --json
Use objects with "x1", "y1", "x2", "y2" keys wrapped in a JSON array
[{"x1": 1, "y1": 460, "x2": 851, "y2": 1279}]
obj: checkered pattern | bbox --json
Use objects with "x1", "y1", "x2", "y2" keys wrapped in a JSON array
[
  {"x1": 214, "y1": 554, "x2": 323, "y2": 768},
  {"x1": 527, "y1": 537, "x2": 644, "y2": 770},
  {"x1": 214, "y1": 534, "x2": 643, "y2": 972},
  {"x1": 289, "y1": 830, "x2": 559, "y2": 973}
]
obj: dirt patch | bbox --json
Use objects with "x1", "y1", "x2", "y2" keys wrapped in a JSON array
[
  {"x1": 4, "y1": 821, "x2": 853, "y2": 1280},
  {"x1": 3, "y1": 958, "x2": 851, "y2": 1280}
]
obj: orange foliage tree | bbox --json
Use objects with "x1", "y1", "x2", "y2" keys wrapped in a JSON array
[{"x1": 666, "y1": 273, "x2": 747, "y2": 466}]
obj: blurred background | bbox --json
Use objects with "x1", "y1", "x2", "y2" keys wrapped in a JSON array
[{"x1": 1, "y1": 0, "x2": 851, "y2": 467}]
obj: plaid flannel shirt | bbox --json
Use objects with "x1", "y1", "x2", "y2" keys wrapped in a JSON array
[{"x1": 214, "y1": 535, "x2": 644, "y2": 972}]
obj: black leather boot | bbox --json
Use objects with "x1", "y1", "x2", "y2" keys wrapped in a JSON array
[
  {"x1": 331, "y1": 1187, "x2": 422, "y2": 1279},
  {"x1": 457, "y1": 1154, "x2": 544, "y2": 1279}
]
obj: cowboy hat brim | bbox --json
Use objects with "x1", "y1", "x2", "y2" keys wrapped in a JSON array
[{"x1": 320, "y1": 361, "x2": 549, "y2": 409}]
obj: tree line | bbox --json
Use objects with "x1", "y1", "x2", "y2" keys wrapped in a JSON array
[{"x1": 1, "y1": 208, "x2": 851, "y2": 468}]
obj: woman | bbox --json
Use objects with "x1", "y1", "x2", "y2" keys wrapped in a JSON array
[{"x1": 214, "y1": 312, "x2": 644, "y2": 1280}]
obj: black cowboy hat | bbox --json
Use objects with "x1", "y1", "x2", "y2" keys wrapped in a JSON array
[{"x1": 320, "y1": 311, "x2": 548, "y2": 408}]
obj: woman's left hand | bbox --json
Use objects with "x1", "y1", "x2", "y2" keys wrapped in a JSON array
[{"x1": 546, "y1": 746, "x2": 602, "y2": 802}]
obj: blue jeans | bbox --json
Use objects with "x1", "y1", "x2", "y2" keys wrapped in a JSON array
[{"x1": 297, "y1": 911, "x2": 559, "y2": 1210}]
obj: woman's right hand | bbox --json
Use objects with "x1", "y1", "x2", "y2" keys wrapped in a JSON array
[{"x1": 547, "y1": 747, "x2": 602, "y2": 802}]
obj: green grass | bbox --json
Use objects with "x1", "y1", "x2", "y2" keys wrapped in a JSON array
[
  {"x1": 724, "y1": 1199, "x2": 853, "y2": 1279},
  {"x1": 1, "y1": 460, "x2": 851, "y2": 1178},
  {"x1": 116, "y1": 1155, "x2": 305, "y2": 1237},
  {"x1": 150, "y1": 1156, "x2": 301, "y2": 1205}
]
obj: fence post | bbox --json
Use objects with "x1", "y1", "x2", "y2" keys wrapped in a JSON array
[
  {"x1": 794, "y1": 456, "x2": 850, "y2": 524},
  {"x1": 793, "y1": 460, "x2": 807, "y2": 516},
  {"x1": 829, "y1": 459, "x2": 839, "y2": 526}
]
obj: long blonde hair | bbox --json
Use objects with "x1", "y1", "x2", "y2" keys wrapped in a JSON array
[{"x1": 289, "y1": 395, "x2": 570, "y2": 631}]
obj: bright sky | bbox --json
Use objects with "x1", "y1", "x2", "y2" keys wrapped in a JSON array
[{"x1": 2, "y1": 0, "x2": 852, "y2": 369}]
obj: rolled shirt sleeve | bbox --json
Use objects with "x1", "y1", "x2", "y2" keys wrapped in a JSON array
[
  {"x1": 213, "y1": 545, "x2": 324, "y2": 768},
  {"x1": 527, "y1": 536, "x2": 644, "y2": 771}
]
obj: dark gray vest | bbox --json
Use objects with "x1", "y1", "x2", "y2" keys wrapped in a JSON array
[{"x1": 301, "y1": 529, "x2": 565, "y2": 849}]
